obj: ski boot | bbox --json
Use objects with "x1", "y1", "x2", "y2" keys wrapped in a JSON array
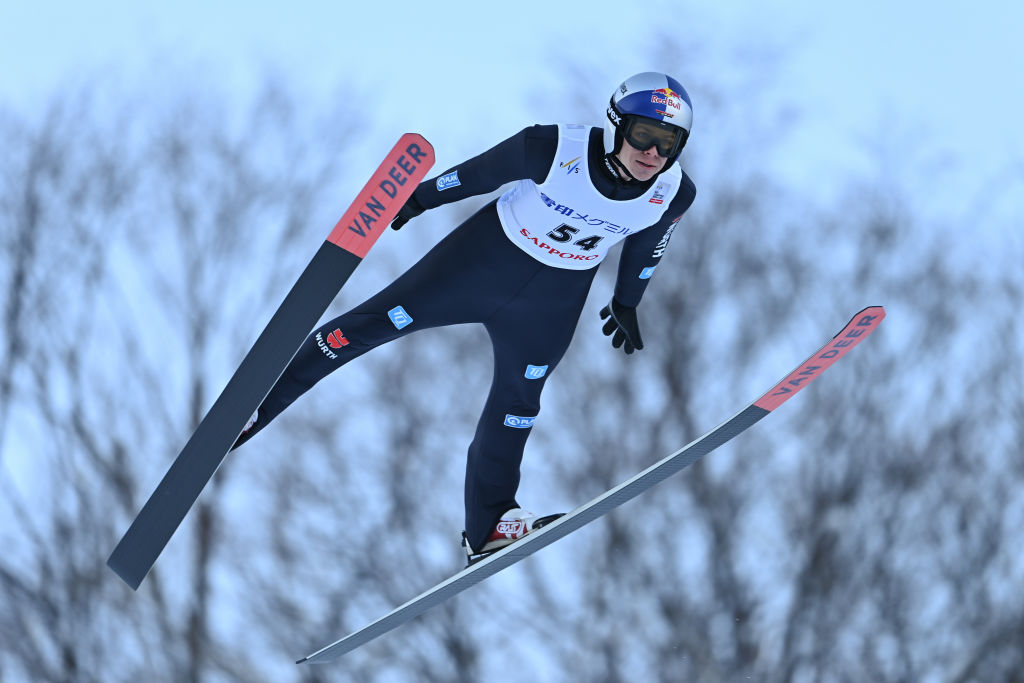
[
  {"x1": 462, "y1": 508, "x2": 564, "y2": 565},
  {"x1": 231, "y1": 409, "x2": 260, "y2": 450}
]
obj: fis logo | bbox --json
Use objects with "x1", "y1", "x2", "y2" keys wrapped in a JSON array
[
  {"x1": 504, "y1": 414, "x2": 536, "y2": 429},
  {"x1": 560, "y1": 156, "x2": 581, "y2": 175},
  {"x1": 436, "y1": 170, "x2": 461, "y2": 191},
  {"x1": 388, "y1": 306, "x2": 413, "y2": 330}
]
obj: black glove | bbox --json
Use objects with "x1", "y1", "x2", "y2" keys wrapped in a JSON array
[
  {"x1": 599, "y1": 298, "x2": 644, "y2": 354},
  {"x1": 390, "y1": 194, "x2": 426, "y2": 230}
]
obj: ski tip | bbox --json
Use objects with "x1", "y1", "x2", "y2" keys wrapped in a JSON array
[
  {"x1": 398, "y1": 131, "x2": 435, "y2": 156},
  {"x1": 753, "y1": 306, "x2": 885, "y2": 412},
  {"x1": 844, "y1": 305, "x2": 886, "y2": 333},
  {"x1": 326, "y1": 132, "x2": 436, "y2": 257}
]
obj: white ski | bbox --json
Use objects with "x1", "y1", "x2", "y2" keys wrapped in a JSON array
[{"x1": 297, "y1": 306, "x2": 885, "y2": 664}]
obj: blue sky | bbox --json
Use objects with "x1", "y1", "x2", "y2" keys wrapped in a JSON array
[
  {"x1": 3, "y1": 2, "x2": 1020, "y2": 155},
  {"x1": 1, "y1": 0, "x2": 1020, "y2": 244}
]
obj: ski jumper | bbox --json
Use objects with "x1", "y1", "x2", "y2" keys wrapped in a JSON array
[{"x1": 239, "y1": 124, "x2": 696, "y2": 550}]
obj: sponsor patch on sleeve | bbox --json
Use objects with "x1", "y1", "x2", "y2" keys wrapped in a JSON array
[{"x1": 436, "y1": 170, "x2": 461, "y2": 191}]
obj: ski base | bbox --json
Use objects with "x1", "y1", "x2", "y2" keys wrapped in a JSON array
[
  {"x1": 297, "y1": 306, "x2": 885, "y2": 664},
  {"x1": 107, "y1": 134, "x2": 434, "y2": 590}
]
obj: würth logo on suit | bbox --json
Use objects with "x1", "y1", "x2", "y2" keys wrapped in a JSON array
[
  {"x1": 327, "y1": 329, "x2": 349, "y2": 349},
  {"x1": 315, "y1": 329, "x2": 349, "y2": 360}
]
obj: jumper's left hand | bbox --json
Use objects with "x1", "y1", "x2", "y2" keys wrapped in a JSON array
[{"x1": 599, "y1": 298, "x2": 644, "y2": 354}]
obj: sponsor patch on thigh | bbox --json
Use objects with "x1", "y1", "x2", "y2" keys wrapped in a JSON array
[
  {"x1": 524, "y1": 364, "x2": 548, "y2": 379},
  {"x1": 503, "y1": 414, "x2": 536, "y2": 429}
]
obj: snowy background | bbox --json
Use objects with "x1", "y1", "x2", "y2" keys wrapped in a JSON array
[{"x1": 1, "y1": 1, "x2": 1022, "y2": 681}]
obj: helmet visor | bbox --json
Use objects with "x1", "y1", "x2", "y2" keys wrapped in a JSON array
[{"x1": 621, "y1": 116, "x2": 687, "y2": 158}]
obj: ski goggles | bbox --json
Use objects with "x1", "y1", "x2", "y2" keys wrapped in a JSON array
[{"x1": 621, "y1": 116, "x2": 688, "y2": 158}]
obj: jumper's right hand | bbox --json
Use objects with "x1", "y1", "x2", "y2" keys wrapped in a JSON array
[{"x1": 390, "y1": 195, "x2": 426, "y2": 230}]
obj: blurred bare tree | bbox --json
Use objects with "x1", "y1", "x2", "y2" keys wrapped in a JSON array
[
  {"x1": 0, "y1": 75, "x2": 383, "y2": 682},
  {"x1": 0, "y1": 71, "x2": 503, "y2": 683}
]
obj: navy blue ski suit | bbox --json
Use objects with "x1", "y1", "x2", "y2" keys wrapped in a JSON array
[{"x1": 236, "y1": 124, "x2": 696, "y2": 550}]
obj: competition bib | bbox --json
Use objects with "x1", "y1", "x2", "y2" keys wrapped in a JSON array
[{"x1": 496, "y1": 124, "x2": 681, "y2": 270}]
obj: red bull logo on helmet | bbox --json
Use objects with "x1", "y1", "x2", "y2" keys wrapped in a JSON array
[{"x1": 651, "y1": 87, "x2": 683, "y2": 116}]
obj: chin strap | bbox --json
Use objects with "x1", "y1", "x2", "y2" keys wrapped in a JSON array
[{"x1": 603, "y1": 153, "x2": 639, "y2": 183}]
